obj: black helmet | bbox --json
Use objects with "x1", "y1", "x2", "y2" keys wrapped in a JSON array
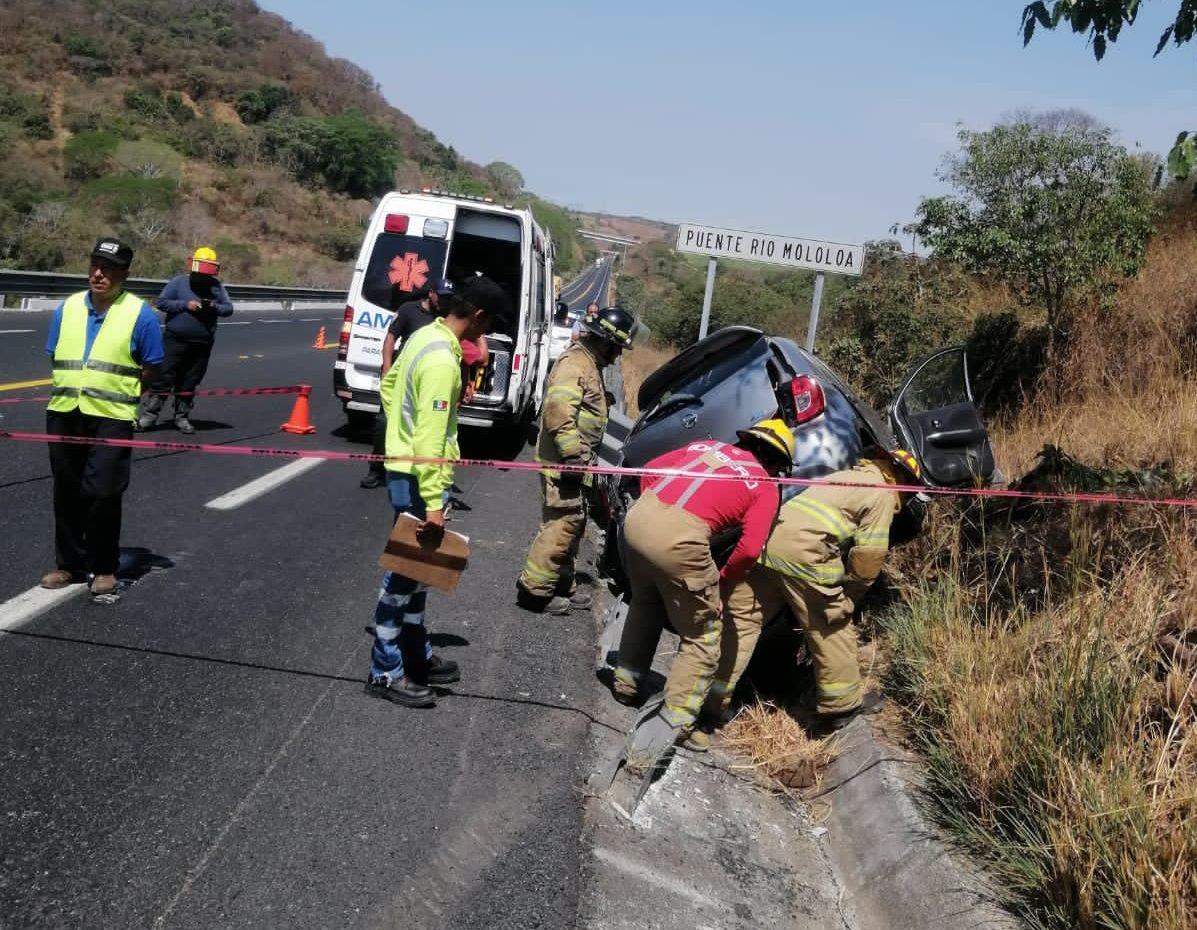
[{"x1": 584, "y1": 306, "x2": 639, "y2": 349}]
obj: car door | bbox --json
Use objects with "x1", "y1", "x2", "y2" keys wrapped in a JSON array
[{"x1": 889, "y1": 347, "x2": 995, "y2": 486}]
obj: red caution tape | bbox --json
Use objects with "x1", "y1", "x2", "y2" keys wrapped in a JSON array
[
  {"x1": 0, "y1": 384, "x2": 309, "y2": 405},
  {"x1": 2, "y1": 429, "x2": 1197, "y2": 509}
]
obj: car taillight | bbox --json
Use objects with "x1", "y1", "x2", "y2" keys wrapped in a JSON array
[
  {"x1": 512, "y1": 352, "x2": 522, "y2": 372},
  {"x1": 337, "y1": 305, "x2": 353, "y2": 361},
  {"x1": 384, "y1": 214, "x2": 409, "y2": 234},
  {"x1": 790, "y1": 375, "x2": 825, "y2": 425}
]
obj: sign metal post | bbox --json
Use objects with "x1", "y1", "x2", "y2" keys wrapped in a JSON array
[
  {"x1": 805, "y1": 271, "x2": 825, "y2": 353},
  {"x1": 698, "y1": 256, "x2": 717, "y2": 341}
]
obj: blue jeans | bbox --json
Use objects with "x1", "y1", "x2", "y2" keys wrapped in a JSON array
[{"x1": 369, "y1": 472, "x2": 434, "y2": 682}]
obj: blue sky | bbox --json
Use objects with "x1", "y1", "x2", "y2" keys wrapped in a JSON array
[{"x1": 264, "y1": 1, "x2": 1190, "y2": 244}]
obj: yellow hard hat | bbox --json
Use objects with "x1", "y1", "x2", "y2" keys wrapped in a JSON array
[
  {"x1": 736, "y1": 418, "x2": 796, "y2": 463},
  {"x1": 190, "y1": 246, "x2": 220, "y2": 275}
]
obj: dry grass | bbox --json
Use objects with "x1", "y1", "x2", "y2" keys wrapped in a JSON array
[
  {"x1": 721, "y1": 703, "x2": 839, "y2": 791},
  {"x1": 620, "y1": 344, "x2": 675, "y2": 416}
]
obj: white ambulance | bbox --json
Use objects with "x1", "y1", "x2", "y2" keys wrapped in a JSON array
[{"x1": 333, "y1": 189, "x2": 555, "y2": 435}]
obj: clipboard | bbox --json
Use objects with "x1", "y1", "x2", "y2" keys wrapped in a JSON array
[{"x1": 379, "y1": 513, "x2": 471, "y2": 592}]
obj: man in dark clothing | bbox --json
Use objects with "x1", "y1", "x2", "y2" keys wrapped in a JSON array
[
  {"x1": 42, "y1": 237, "x2": 164, "y2": 597},
  {"x1": 136, "y1": 246, "x2": 233, "y2": 434},
  {"x1": 360, "y1": 278, "x2": 454, "y2": 489}
]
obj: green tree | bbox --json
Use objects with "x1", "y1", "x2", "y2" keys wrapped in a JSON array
[
  {"x1": 1021, "y1": 1, "x2": 1197, "y2": 178},
  {"x1": 234, "y1": 84, "x2": 299, "y2": 125},
  {"x1": 914, "y1": 115, "x2": 1157, "y2": 348},
  {"x1": 485, "y1": 161, "x2": 524, "y2": 199}
]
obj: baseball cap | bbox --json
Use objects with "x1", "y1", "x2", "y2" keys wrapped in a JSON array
[
  {"x1": 90, "y1": 237, "x2": 134, "y2": 269},
  {"x1": 433, "y1": 278, "x2": 455, "y2": 296}
]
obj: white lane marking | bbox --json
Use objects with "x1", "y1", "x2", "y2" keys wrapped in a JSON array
[
  {"x1": 258, "y1": 319, "x2": 292, "y2": 324},
  {"x1": 222, "y1": 321, "x2": 252, "y2": 325},
  {"x1": 298, "y1": 318, "x2": 321, "y2": 322},
  {"x1": 0, "y1": 328, "x2": 36, "y2": 334},
  {"x1": 0, "y1": 583, "x2": 87, "y2": 632},
  {"x1": 205, "y1": 458, "x2": 325, "y2": 511}
]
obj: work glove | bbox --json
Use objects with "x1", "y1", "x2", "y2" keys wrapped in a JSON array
[{"x1": 558, "y1": 457, "x2": 586, "y2": 495}]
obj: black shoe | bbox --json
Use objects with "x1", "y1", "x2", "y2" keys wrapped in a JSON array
[
  {"x1": 360, "y1": 470, "x2": 386, "y2": 489},
  {"x1": 516, "y1": 583, "x2": 550, "y2": 613},
  {"x1": 364, "y1": 675, "x2": 436, "y2": 708},
  {"x1": 411, "y1": 654, "x2": 460, "y2": 686}
]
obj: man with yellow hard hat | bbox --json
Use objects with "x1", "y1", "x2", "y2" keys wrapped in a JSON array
[
  {"x1": 608, "y1": 419, "x2": 794, "y2": 755},
  {"x1": 136, "y1": 246, "x2": 233, "y2": 434},
  {"x1": 706, "y1": 446, "x2": 923, "y2": 742}
]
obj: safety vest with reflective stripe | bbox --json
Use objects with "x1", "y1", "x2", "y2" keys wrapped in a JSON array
[
  {"x1": 380, "y1": 317, "x2": 461, "y2": 509},
  {"x1": 48, "y1": 290, "x2": 144, "y2": 421},
  {"x1": 759, "y1": 460, "x2": 899, "y2": 592},
  {"x1": 535, "y1": 341, "x2": 607, "y2": 479}
]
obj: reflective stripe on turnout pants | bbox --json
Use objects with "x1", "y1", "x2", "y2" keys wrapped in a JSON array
[
  {"x1": 519, "y1": 473, "x2": 587, "y2": 597},
  {"x1": 614, "y1": 492, "x2": 722, "y2": 730},
  {"x1": 721, "y1": 565, "x2": 862, "y2": 716}
]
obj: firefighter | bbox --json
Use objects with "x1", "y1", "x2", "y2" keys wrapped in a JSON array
[
  {"x1": 516, "y1": 306, "x2": 640, "y2": 615},
  {"x1": 706, "y1": 448, "x2": 923, "y2": 741},
  {"x1": 610, "y1": 421, "x2": 794, "y2": 755}
]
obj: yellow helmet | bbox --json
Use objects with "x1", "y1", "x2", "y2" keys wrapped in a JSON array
[
  {"x1": 736, "y1": 418, "x2": 796, "y2": 464},
  {"x1": 190, "y1": 246, "x2": 220, "y2": 275},
  {"x1": 875, "y1": 448, "x2": 921, "y2": 484}
]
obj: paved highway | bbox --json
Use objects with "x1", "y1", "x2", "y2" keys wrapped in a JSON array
[
  {"x1": 559, "y1": 257, "x2": 612, "y2": 312},
  {"x1": 0, "y1": 304, "x2": 603, "y2": 929}
]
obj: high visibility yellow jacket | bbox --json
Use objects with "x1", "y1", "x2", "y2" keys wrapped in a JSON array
[
  {"x1": 48, "y1": 290, "x2": 144, "y2": 422},
  {"x1": 380, "y1": 317, "x2": 461, "y2": 512},
  {"x1": 536, "y1": 342, "x2": 606, "y2": 476},
  {"x1": 759, "y1": 460, "x2": 900, "y2": 604}
]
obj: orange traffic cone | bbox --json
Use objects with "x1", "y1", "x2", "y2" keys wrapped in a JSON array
[
  {"x1": 312, "y1": 326, "x2": 327, "y2": 349},
  {"x1": 281, "y1": 384, "x2": 317, "y2": 434}
]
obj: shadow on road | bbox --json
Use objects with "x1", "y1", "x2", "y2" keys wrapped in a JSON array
[{"x1": 0, "y1": 628, "x2": 622, "y2": 733}]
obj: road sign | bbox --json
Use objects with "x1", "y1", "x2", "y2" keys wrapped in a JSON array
[
  {"x1": 675, "y1": 223, "x2": 864, "y2": 276},
  {"x1": 675, "y1": 222, "x2": 865, "y2": 347}
]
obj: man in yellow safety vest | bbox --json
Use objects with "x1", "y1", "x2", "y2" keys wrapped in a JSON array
[{"x1": 40, "y1": 238, "x2": 163, "y2": 597}]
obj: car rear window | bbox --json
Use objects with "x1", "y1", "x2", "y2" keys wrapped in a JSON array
[
  {"x1": 360, "y1": 232, "x2": 448, "y2": 310},
  {"x1": 653, "y1": 337, "x2": 769, "y2": 405}
]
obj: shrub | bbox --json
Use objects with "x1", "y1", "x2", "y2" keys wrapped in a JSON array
[
  {"x1": 86, "y1": 174, "x2": 178, "y2": 216},
  {"x1": 21, "y1": 109, "x2": 52, "y2": 140},
  {"x1": 319, "y1": 224, "x2": 362, "y2": 261},
  {"x1": 234, "y1": 84, "x2": 298, "y2": 125},
  {"x1": 63, "y1": 131, "x2": 119, "y2": 180},
  {"x1": 175, "y1": 119, "x2": 245, "y2": 166},
  {"x1": 212, "y1": 239, "x2": 260, "y2": 280}
]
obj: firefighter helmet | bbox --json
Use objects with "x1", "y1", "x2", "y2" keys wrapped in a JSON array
[
  {"x1": 584, "y1": 306, "x2": 639, "y2": 349},
  {"x1": 190, "y1": 246, "x2": 220, "y2": 276},
  {"x1": 736, "y1": 418, "x2": 796, "y2": 466}
]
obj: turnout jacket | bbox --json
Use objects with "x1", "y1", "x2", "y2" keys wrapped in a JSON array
[
  {"x1": 759, "y1": 460, "x2": 899, "y2": 604},
  {"x1": 536, "y1": 342, "x2": 607, "y2": 475}
]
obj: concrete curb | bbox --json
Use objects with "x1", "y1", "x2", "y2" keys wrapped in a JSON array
[
  {"x1": 802, "y1": 717, "x2": 1019, "y2": 930},
  {"x1": 579, "y1": 581, "x2": 1020, "y2": 930}
]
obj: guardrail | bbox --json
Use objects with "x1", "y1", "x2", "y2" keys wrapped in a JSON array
[{"x1": 0, "y1": 270, "x2": 347, "y2": 305}]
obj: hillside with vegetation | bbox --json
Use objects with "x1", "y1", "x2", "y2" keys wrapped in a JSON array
[{"x1": 0, "y1": 0, "x2": 591, "y2": 286}]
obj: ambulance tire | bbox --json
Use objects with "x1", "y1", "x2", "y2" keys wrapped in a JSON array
[{"x1": 346, "y1": 409, "x2": 376, "y2": 435}]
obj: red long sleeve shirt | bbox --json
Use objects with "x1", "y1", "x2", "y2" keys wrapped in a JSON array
[{"x1": 640, "y1": 441, "x2": 780, "y2": 584}]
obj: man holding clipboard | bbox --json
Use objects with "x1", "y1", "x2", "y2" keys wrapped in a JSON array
[{"x1": 364, "y1": 282, "x2": 496, "y2": 708}]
